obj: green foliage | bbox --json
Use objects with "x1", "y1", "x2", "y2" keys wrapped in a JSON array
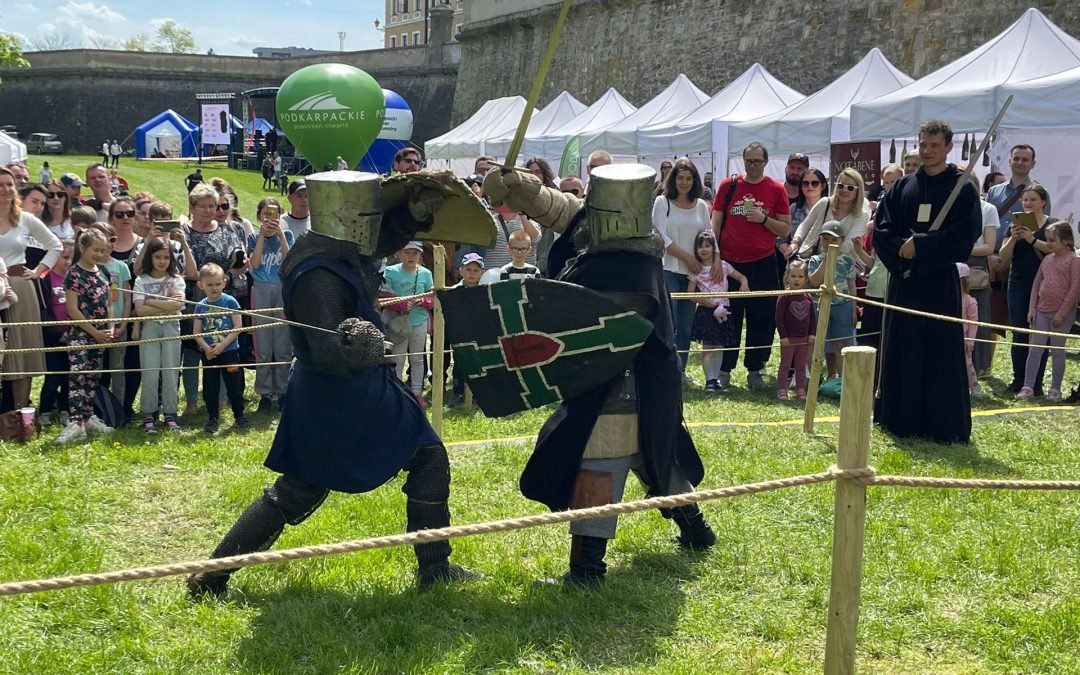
[
  {"x1": 153, "y1": 20, "x2": 196, "y2": 54},
  {"x1": 0, "y1": 31, "x2": 30, "y2": 88},
  {"x1": 122, "y1": 21, "x2": 196, "y2": 54}
]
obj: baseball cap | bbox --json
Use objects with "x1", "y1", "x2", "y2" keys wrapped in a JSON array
[
  {"x1": 287, "y1": 179, "x2": 307, "y2": 196},
  {"x1": 460, "y1": 252, "x2": 485, "y2": 268},
  {"x1": 403, "y1": 240, "x2": 424, "y2": 252},
  {"x1": 787, "y1": 153, "x2": 810, "y2": 168},
  {"x1": 820, "y1": 220, "x2": 845, "y2": 238},
  {"x1": 463, "y1": 173, "x2": 485, "y2": 187},
  {"x1": 60, "y1": 173, "x2": 83, "y2": 188}
]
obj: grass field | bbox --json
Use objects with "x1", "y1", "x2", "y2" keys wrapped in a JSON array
[{"x1": 3, "y1": 153, "x2": 1080, "y2": 673}]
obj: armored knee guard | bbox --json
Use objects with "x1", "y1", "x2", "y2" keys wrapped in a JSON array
[{"x1": 188, "y1": 474, "x2": 329, "y2": 598}]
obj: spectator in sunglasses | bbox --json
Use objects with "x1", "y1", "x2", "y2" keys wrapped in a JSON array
[
  {"x1": 558, "y1": 176, "x2": 584, "y2": 198},
  {"x1": 790, "y1": 167, "x2": 869, "y2": 259}
]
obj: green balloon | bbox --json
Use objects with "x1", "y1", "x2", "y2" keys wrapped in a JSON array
[{"x1": 276, "y1": 63, "x2": 385, "y2": 170}]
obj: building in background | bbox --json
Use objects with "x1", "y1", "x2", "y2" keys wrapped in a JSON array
[
  {"x1": 383, "y1": 0, "x2": 464, "y2": 48},
  {"x1": 252, "y1": 46, "x2": 337, "y2": 59}
]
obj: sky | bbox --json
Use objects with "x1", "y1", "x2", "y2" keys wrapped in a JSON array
[{"x1": 2, "y1": 0, "x2": 388, "y2": 55}]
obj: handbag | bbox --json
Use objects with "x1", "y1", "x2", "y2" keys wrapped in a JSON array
[
  {"x1": 380, "y1": 309, "x2": 411, "y2": 340},
  {"x1": 966, "y1": 255, "x2": 990, "y2": 291}
]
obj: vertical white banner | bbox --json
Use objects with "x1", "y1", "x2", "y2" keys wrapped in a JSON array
[{"x1": 201, "y1": 104, "x2": 231, "y2": 145}]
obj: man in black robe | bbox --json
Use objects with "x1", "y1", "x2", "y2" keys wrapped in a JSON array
[{"x1": 873, "y1": 119, "x2": 982, "y2": 444}]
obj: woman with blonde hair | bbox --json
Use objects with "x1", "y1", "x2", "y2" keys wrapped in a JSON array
[{"x1": 789, "y1": 167, "x2": 870, "y2": 258}]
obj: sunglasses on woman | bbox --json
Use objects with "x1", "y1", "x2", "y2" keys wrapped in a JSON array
[
  {"x1": 801, "y1": 180, "x2": 821, "y2": 187},
  {"x1": 113, "y1": 210, "x2": 136, "y2": 218},
  {"x1": 835, "y1": 183, "x2": 859, "y2": 193},
  {"x1": 216, "y1": 203, "x2": 231, "y2": 211},
  {"x1": 46, "y1": 191, "x2": 66, "y2": 199}
]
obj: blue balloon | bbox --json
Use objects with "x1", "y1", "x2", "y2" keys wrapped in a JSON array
[{"x1": 359, "y1": 89, "x2": 414, "y2": 174}]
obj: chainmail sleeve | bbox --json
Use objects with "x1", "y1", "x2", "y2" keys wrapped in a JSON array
[{"x1": 288, "y1": 267, "x2": 386, "y2": 374}]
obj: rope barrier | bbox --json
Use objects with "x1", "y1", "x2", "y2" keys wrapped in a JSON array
[
  {"x1": 0, "y1": 360, "x2": 295, "y2": 378},
  {"x1": 863, "y1": 475, "x2": 1080, "y2": 490},
  {"x1": 0, "y1": 467, "x2": 860, "y2": 597},
  {"x1": 669, "y1": 287, "x2": 821, "y2": 300},
  {"x1": 0, "y1": 309, "x2": 284, "y2": 328},
  {"x1": 0, "y1": 324, "x2": 281, "y2": 354},
  {"x1": 114, "y1": 287, "x2": 336, "y2": 336},
  {"x1": 839, "y1": 291, "x2": 1079, "y2": 343},
  {"x1": 2, "y1": 462, "x2": 1079, "y2": 598}
]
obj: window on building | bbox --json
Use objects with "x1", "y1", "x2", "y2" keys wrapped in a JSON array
[
  {"x1": 401, "y1": 33, "x2": 408, "y2": 46},
  {"x1": 390, "y1": 36, "x2": 397, "y2": 47},
  {"x1": 413, "y1": 31, "x2": 421, "y2": 45}
]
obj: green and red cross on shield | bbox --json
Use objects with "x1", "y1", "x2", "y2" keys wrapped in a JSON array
[{"x1": 438, "y1": 279, "x2": 653, "y2": 418}]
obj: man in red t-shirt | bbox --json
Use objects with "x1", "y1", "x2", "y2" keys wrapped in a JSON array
[{"x1": 709, "y1": 142, "x2": 792, "y2": 390}]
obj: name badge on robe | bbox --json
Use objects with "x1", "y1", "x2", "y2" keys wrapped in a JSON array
[{"x1": 917, "y1": 203, "x2": 932, "y2": 222}]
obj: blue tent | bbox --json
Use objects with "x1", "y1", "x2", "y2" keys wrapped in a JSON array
[
  {"x1": 135, "y1": 109, "x2": 199, "y2": 158},
  {"x1": 245, "y1": 117, "x2": 283, "y2": 136}
]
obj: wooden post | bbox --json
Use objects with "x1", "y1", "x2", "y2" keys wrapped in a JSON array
[
  {"x1": 803, "y1": 243, "x2": 839, "y2": 433},
  {"x1": 431, "y1": 244, "x2": 446, "y2": 435},
  {"x1": 823, "y1": 346, "x2": 875, "y2": 675}
]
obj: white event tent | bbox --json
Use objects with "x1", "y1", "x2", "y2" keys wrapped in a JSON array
[
  {"x1": 484, "y1": 91, "x2": 587, "y2": 160},
  {"x1": 850, "y1": 8, "x2": 1080, "y2": 138},
  {"x1": 728, "y1": 49, "x2": 913, "y2": 165},
  {"x1": 637, "y1": 63, "x2": 804, "y2": 178},
  {"x1": 521, "y1": 87, "x2": 637, "y2": 172},
  {"x1": 579, "y1": 74, "x2": 710, "y2": 158},
  {"x1": 425, "y1": 96, "x2": 534, "y2": 176},
  {"x1": 0, "y1": 131, "x2": 27, "y2": 165},
  {"x1": 850, "y1": 7, "x2": 1080, "y2": 235}
]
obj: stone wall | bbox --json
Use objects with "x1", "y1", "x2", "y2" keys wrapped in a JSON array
[
  {"x1": 453, "y1": 0, "x2": 1080, "y2": 124},
  {"x1": 0, "y1": 45, "x2": 458, "y2": 154}
]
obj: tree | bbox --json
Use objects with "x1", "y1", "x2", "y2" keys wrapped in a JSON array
[
  {"x1": 122, "y1": 33, "x2": 151, "y2": 52},
  {"x1": 0, "y1": 32, "x2": 30, "y2": 89},
  {"x1": 27, "y1": 30, "x2": 80, "y2": 51},
  {"x1": 87, "y1": 34, "x2": 119, "y2": 50},
  {"x1": 154, "y1": 20, "x2": 196, "y2": 54}
]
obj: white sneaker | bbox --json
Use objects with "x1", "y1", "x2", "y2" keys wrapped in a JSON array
[
  {"x1": 85, "y1": 415, "x2": 114, "y2": 435},
  {"x1": 55, "y1": 421, "x2": 87, "y2": 444}
]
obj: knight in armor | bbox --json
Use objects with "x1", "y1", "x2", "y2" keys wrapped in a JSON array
[
  {"x1": 483, "y1": 164, "x2": 716, "y2": 588},
  {"x1": 187, "y1": 171, "x2": 477, "y2": 597}
]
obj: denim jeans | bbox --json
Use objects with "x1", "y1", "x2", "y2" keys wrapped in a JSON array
[{"x1": 663, "y1": 270, "x2": 694, "y2": 371}]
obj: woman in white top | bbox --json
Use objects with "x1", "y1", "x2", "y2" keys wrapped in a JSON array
[
  {"x1": 652, "y1": 157, "x2": 712, "y2": 372},
  {"x1": 967, "y1": 173, "x2": 999, "y2": 379},
  {"x1": 790, "y1": 167, "x2": 870, "y2": 258},
  {"x1": 0, "y1": 166, "x2": 64, "y2": 408}
]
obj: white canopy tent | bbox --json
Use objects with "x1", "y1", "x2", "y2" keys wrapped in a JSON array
[
  {"x1": 522, "y1": 87, "x2": 637, "y2": 172},
  {"x1": 0, "y1": 131, "x2": 27, "y2": 165},
  {"x1": 425, "y1": 96, "x2": 534, "y2": 176},
  {"x1": 850, "y1": 8, "x2": 1080, "y2": 138},
  {"x1": 994, "y1": 66, "x2": 1080, "y2": 239},
  {"x1": 850, "y1": 8, "x2": 1080, "y2": 236},
  {"x1": 484, "y1": 91, "x2": 587, "y2": 160},
  {"x1": 579, "y1": 74, "x2": 710, "y2": 158},
  {"x1": 729, "y1": 49, "x2": 913, "y2": 164},
  {"x1": 636, "y1": 63, "x2": 804, "y2": 178}
]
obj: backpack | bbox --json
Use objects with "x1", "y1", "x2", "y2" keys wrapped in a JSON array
[{"x1": 93, "y1": 384, "x2": 128, "y2": 429}]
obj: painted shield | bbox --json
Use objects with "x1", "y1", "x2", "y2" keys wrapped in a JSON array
[{"x1": 438, "y1": 278, "x2": 654, "y2": 417}]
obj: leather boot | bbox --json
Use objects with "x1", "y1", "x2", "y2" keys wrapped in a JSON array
[
  {"x1": 407, "y1": 500, "x2": 478, "y2": 589},
  {"x1": 670, "y1": 504, "x2": 716, "y2": 551},
  {"x1": 187, "y1": 494, "x2": 287, "y2": 599},
  {"x1": 538, "y1": 535, "x2": 608, "y2": 589}
]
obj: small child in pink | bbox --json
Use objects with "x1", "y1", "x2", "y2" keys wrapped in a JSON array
[
  {"x1": 957, "y1": 263, "x2": 983, "y2": 398},
  {"x1": 687, "y1": 230, "x2": 748, "y2": 392},
  {"x1": 1018, "y1": 221, "x2": 1080, "y2": 402},
  {"x1": 774, "y1": 260, "x2": 816, "y2": 400}
]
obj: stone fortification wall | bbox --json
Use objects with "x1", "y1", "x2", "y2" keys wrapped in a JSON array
[
  {"x1": 0, "y1": 45, "x2": 458, "y2": 153},
  {"x1": 452, "y1": 0, "x2": 1080, "y2": 124}
]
